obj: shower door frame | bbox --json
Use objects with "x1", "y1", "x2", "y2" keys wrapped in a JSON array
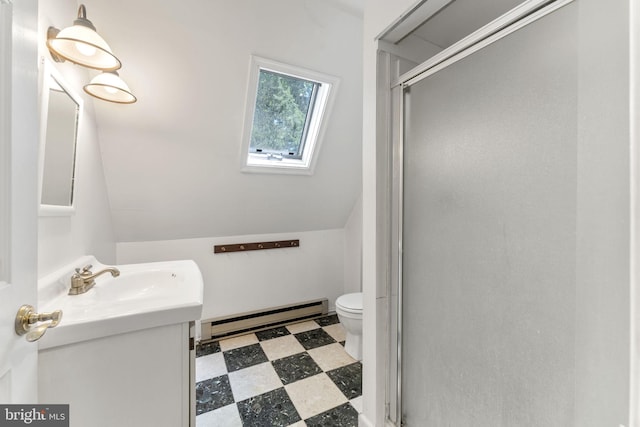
[{"x1": 382, "y1": 0, "x2": 579, "y2": 424}]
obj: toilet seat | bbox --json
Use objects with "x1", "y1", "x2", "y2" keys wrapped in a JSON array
[{"x1": 336, "y1": 292, "x2": 362, "y2": 315}]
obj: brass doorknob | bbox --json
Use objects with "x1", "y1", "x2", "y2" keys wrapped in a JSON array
[{"x1": 15, "y1": 305, "x2": 63, "y2": 342}]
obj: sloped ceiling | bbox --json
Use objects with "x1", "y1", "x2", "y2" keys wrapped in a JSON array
[{"x1": 84, "y1": 0, "x2": 363, "y2": 242}]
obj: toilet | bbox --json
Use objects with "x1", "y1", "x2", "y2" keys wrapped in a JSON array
[{"x1": 335, "y1": 292, "x2": 363, "y2": 361}]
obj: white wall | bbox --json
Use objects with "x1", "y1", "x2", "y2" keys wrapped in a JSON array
[
  {"x1": 37, "y1": 0, "x2": 117, "y2": 278},
  {"x1": 344, "y1": 195, "x2": 362, "y2": 295},
  {"x1": 117, "y1": 229, "x2": 345, "y2": 323},
  {"x1": 574, "y1": 1, "x2": 630, "y2": 425},
  {"x1": 87, "y1": 0, "x2": 363, "y2": 243}
]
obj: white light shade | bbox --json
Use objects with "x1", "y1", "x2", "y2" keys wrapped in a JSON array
[
  {"x1": 84, "y1": 72, "x2": 137, "y2": 104},
  {"x1": 46, "y1": 5, "x2": 121, "y2": 71}
]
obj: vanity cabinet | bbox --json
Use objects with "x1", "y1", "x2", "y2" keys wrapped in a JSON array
[
  {"x1": 36, "y1": 257, "x2": 202, "y2": 427},
  {"x1": 38, "y1": 322, "x2": 195, "y2": 427}
]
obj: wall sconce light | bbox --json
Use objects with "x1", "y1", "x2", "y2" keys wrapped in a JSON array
[
  {"x1": 46, "y1": 4, "x2": 121, "y2": 71},
  {"x1": 84, "y1": 71, "x2": 137, "y2": 104},
  {"x1": 46, "y1": 4, "x2": 137, "y2": 104}
]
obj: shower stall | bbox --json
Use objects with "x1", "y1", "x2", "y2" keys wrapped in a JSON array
[{"x1": 379, "y1": 0, "x2": 634, "y2": 425}]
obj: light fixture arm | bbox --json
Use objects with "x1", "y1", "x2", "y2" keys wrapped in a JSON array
[{"x1": 74, "y1": 5, "x2": 97, "y2": 31}]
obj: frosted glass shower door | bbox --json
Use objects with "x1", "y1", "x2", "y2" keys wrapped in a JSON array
[{"x1": 400, "y1": 3, "x2": 578, "y2": 426}]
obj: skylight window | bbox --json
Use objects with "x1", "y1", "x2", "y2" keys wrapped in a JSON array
[{"x1": 241, "y1": 56, "x2": 339, "y2": 175}]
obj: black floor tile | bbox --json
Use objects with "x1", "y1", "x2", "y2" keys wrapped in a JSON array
[
  {"x1": 305, "y1": 402, "x2": 359, "y2": 427},
  {"x1": 271, "y1": 352, "x2": 323, "y2": 385},
  {"x1": 237, "y1": 387, "x2": 301, "y2": 427},
  {"x1": 294, "y1": 328, "x2": 336, "y2": 350},
  {"x1": 326, "y1": 362, "x2": 362, "y2": 400},
  {"x1": 255, "y1": 326, "x2": 290, "y2": 341},
  {"x1": 195, "y1": 374, "x2": 234, "y2": 415},
  {"x1": 223, "y1": 343, "x2": 269, "y2": 372},
  {"x1": 196, "y1": 340, "x2": 220, "y2": 358},
  {"x1": 314, "y1": 314, "x2": 340, "y2": 327}
]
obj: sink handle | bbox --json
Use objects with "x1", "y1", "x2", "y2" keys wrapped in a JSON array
[
  {"x1": 15, "y1": 305, "x2": 63, "y2": 342},
  {"x1": 75, "y1": 264, "x2": 93, "y2": 275}
]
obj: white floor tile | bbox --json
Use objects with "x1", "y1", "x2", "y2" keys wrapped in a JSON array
[
  {"x1": 285, "y1": 374, "x2": 348, "y2": 420},
  {"x1": 196, "y1": 403, "x2": 242, "y2": 427},
  {"x1": 219, "y1": 333, "x2": 259, "y2": 351},
  {"x1": 323, "y1": 323, "x2": 347, "y2": 343},
  {"x1": 349, "y1": 396, "x2": 363, "y2": 414},
  {"x1": 286, "y1": 320, "x2": 320, "y2": 334},
  {"x1": 260, "y1": 334, "x2": 306, "y2": 361},
  {"x1": 307, "y1": 343, "x2": 356, "y2": 372},
  {"x1": 228, "y1": 362, "x2": 283, "y2": 402},
  {"x1": 196, "y1": 352, "x2": 227, "y2": 382}
]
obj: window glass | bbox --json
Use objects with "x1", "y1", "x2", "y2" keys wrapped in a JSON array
[{"x1": 250, "y1": 70, "x2": 319, "y2": 159}]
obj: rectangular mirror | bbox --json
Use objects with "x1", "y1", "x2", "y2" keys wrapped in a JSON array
[{"x1": 38, "y1": 59, "x2": 82, "y2": 216}]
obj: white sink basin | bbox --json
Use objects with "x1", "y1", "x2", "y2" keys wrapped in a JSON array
[{"x1": 38, "y1": 256, "x2": 203, "y2": 349}]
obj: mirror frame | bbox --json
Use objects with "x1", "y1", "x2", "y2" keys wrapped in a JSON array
[{"x1": 38, "y1": 58, "x2": 83, "y2": 216}]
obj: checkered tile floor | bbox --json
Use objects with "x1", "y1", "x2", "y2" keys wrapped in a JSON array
[{"x1": 195, "y1": 315, "x2": 362, "y2": 426}]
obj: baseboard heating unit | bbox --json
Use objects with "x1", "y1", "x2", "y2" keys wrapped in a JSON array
[{"x1": 200, "y1": 298, "x2": 329, "y2": 342}]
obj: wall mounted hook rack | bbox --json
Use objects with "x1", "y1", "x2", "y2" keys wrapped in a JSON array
[{"x1": 213, "y1": 239, "x2": 300, "y2": 254}]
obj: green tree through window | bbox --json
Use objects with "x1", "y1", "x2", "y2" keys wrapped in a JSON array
[{"x1": 250, "y1": 70, "x2": 318, "y2": 157}]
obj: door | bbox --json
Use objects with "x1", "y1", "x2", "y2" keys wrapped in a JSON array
[
  {"x1": 0, "y1": 0, "x2": 40, "y2": 402},
  {"x1": 400, "y1": 2, "x2": 579, "y2": 425}
]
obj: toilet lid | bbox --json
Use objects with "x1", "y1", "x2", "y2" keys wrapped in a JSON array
[{"x1": 336, "y1": 292, "x2": 362, "y2": 312}]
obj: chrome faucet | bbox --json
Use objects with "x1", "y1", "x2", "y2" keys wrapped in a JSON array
[{"x1": 69, "y1": 264, "x2": 120, "y2": 295}]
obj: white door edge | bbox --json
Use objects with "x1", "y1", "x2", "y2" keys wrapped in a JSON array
[
  {"x1": 0, "y1": 0, "x2": 39, "y2": 405},
  {"x1": 629, "y1": 0, "x2": 640, "y2": 425}
]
